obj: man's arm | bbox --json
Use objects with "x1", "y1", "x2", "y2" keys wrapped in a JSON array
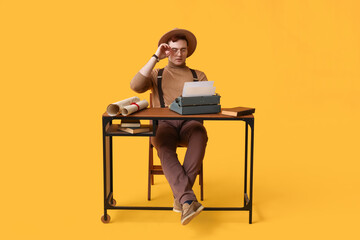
[{"x1": 130, "y1": 43, "x2": 172, "y2": 93}]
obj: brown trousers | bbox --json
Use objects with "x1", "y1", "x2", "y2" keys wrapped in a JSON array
[{"x1": 151, "y1": 120, "x2": 208, "y2": 204}]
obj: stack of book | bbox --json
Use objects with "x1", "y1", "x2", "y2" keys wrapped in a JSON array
[{"x1": 118, "y1": 119, "x2": 150, "y2": 134}]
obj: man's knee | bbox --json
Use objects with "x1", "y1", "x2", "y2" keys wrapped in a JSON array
[
  {"x1": 189, "y1": 124, "x2": 208, "y2": 143},
  {"x1": 179, "y1": 124, "x2": 208, "y2": 147}
]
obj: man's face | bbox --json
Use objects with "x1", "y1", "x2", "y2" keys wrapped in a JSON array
[{"x1": 167, "y1": 39, "x2": 188, "y2": 66}]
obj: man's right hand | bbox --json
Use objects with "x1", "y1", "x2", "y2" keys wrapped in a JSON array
[
  {"x1": 138, "y1": 43, "x2": 171, "y2": 78},
  {"x1": 155, "y1": 43, "x2": 172, "y2": 60}
]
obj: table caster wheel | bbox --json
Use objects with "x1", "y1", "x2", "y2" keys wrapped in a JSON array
[
  {"x1": 110, "y1": 198, "x2": 117, "y2": 207},
  {"x1": 101, "y1": 214, "x2": 111, "y2": 223}
]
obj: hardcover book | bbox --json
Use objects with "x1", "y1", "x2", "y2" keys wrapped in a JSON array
[
  {"x1": 120, "y1": 119, "x2": 141, "y2": 128},
  {"x1": 221, "y1": 107, "x2": 255, "y2": 117},
  {"x1": 118, "y1": 125, "x2": 150, "y2": 134}
]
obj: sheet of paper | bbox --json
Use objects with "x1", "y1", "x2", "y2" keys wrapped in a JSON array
[
  {"x1": 182, "y1": 81, "x2": 216, "y2": 97},
  {"x1": 183, "y1": 81, "x2": 214, "y2": 88}
]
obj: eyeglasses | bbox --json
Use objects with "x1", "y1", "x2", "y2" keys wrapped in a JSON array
[{"x1": 171, "y1": 48, "x2": 187, "y2": 54}]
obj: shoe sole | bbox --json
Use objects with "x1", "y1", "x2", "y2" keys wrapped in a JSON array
[
  {"x1": 181, "y1": 205, "x2": 204, "y2": 225},
  {"x1": 173, "y1": 208, "x2": 182, "y2": 213}
]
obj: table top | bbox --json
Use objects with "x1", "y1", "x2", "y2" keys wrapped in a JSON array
[{"x1": 103, "y1": 108, "x2": 254, "y2": 121}]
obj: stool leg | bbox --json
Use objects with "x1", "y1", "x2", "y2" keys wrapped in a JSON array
[
  {"x1": 200, "y1": 164, "x2": 204, "y2": 201},
  {"x1": 148, "y1": 171, "x2": 151, "y2": 201}
]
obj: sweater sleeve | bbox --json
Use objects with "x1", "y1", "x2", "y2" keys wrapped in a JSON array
[
  {"x1": 131, "y1": 68, "x2": 205, "y2": 93},
  {"x1": 130, "y1": 69, "x2": 159, "y2": 93},
  {"x1": 130, "y1": 72, "x2": 152, "y2": 93},
  {"x1": 196, "y1": 70, "x2": 208, "y2": 81}
]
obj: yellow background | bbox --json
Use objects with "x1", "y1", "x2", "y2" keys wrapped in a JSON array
[{"x1": 1, "y1": 0, "x2": 359, "y2": 239}]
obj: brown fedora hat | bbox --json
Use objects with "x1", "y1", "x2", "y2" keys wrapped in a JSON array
[{"x1": 158, "y1": 28, "x2": 197, "y2": 58}]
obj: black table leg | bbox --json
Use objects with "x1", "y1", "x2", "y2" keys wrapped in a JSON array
[
  {"x1": 102, "y1": 117, "x2": 112, "y2": 223},
  {"x1": 248, "y1": 118, "x2": 255, "y2": 224},
  {"x1": 244, "y1": 122, "x2": 248, "y2": 207}
]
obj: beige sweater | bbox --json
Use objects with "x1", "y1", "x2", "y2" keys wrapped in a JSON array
[{"x1": 130, "y1": 62, "x2": 208, "y2": 107}]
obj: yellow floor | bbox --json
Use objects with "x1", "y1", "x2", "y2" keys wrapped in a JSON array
[{"x1": 2, "y1": 117, "x2": 359, "y2": 239}]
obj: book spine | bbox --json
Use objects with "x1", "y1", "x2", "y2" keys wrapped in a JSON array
[{"x1": 236, "y1": 110, "x2": 253, "y2": 116}]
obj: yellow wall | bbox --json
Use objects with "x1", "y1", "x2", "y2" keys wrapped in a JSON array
[{"x1": 1, "y1": 0, "x2": 359, "y2": 239}]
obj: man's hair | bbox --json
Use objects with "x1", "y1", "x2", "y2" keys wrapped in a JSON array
[{"x1": 168, "y1": 34, "x2": 188, "y2": 46}]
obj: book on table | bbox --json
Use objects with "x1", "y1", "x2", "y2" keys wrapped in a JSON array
[
  {"x1": 120, "y1": 119, "x2": 141, "y2": 128},
  {"x1": 221, "y1": 107, "x2": 255, "y2": 117},
  {"x1": 118, "y1": 125, "x2": 151, "y2": 134}
]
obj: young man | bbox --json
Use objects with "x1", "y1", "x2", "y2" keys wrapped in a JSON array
[{"x1": 130, "y1": 28, "x2": 208, "y2": 225}]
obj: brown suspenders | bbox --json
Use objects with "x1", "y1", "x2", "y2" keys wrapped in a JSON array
[{"x1": 157, "y1": 68, "x2": 198, "y2": 108}]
